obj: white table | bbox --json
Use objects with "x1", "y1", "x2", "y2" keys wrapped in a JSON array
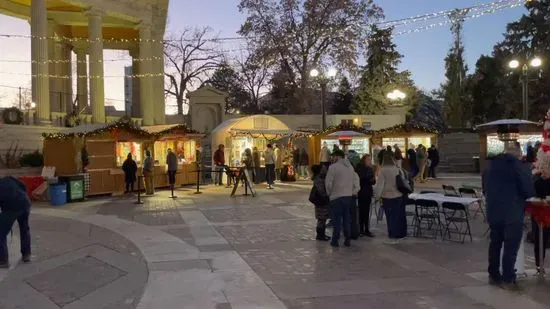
[{"x1": 408, "y1": 193, "x2": 479, "y2": 206}]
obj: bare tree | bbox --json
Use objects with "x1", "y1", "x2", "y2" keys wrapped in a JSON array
[
  {"x1": 164, "y1": 27, "x2": 224, "y2": 115},
  {"x1": 234, "y1": 51, "x2": 271, "y2": 111}
]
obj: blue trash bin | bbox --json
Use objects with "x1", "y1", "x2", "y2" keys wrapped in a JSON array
[{"x1": 49, "y1": 183, "x2": 67, "y2": 206}]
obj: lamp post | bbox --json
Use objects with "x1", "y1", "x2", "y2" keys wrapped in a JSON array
[
  {"x1": 508, "y1": 57, "x2": 542, "y2": 120},
  {"x1": 310, "y1": 68, "x2": 337, "y2": 130},
  {"x1": 387, "y1": 89, "x2": 406, "y2": 102}
]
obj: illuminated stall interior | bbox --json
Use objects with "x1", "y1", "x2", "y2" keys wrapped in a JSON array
[
  {"x1": 373, "y1": 123, "x2": 439, "y2": 150},
  {"x1": 476, "y1": 119, "x2": 542, "y2": 171},
  {"x1": 309, "y1": 125, "x2": 372, "y2": 164}
]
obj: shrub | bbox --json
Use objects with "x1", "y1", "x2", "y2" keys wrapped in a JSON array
[{"x1": 19, "y1": 150, "x2": 43, "y2": 167}]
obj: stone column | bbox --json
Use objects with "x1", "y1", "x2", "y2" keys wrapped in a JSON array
[
  {"x1": 31, "y1": 0, "x2": 50, "y2": 124},
  {"x1": 138, "y1": 23, "x2": 154, "y2": 126},
  {"x1": 62, "y1": 44, "x2": 73, "y2": 114},
  {"x1": 75, "y1": 48, "x2": 88, "y2": 113},
  {"x1": 152, "y1": 31, "x2": 165, "y2": 124},
  {"x1": 87, "y1": 8, "x2": 105, "y2": 123},
  {"x1": 130, "y1": 49, "x2": 141, "y2": 118}
]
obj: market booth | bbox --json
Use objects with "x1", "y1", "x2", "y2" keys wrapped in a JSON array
[
  {"x1": 476, "y1": 119, "x2": 542, "y2": 172},
  {"x1": 43, "y1": 120, "x2": 203, "y2": 196},
  {"x1": 142, "y1": 124, "x2": 205, "y2": 188},
  {"x1": 308, "y1": 124, "x2": 372, "y2": 165}
]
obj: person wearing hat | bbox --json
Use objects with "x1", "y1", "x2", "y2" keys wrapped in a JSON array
[{"x1": 325, "y1": 149, "x2": 360, "y2": 247}]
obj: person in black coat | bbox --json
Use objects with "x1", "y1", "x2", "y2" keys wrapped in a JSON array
[
  {"x1": 0, "y1": 176, "x2": 32, "y2": 267},
  {"x1": 427, "y1": 145, "x2": 440, "y2": 179},
  {"x1": 122, "y1": 153, "x2": 138, "y2": 193},
  {"x1": 407, "y1": 145, "x2": 418, "y2": 178},
  {"x1": 356, "y1": 154, "x2": 376, "y2": 237}
]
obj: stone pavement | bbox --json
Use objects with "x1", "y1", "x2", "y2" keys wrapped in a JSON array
[{"x1": 1, "y1": 174, "x2": 550, "y2": 309}]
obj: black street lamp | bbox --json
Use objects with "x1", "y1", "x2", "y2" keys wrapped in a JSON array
[
  {"x1": 508, "y1": 57, "x2": 542, "y2": 120},
  {"x1": 310, "y1": 68, "x2": 337, "y2": 130}
]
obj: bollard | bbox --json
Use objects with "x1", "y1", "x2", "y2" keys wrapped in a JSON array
[
  {"x1": 135, "y1": 175, "x2": 143, "y2": 205},
  {"x1": 194, "y1": 169, "x2": 202, "y2": 194}
]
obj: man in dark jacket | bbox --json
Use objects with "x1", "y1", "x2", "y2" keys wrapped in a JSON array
[
  {"x1": 166, "y1": 148, "x2": 178, "y2": 188},
  {"x1": 0, "y1": 177, "x2": 32, "y2": 268},
  {"x1": 427, "y1": 145, "x2": 440, "y2": 179},
  {"x1": 483, "y1": 146, "x2": 535, "y2": 289}
]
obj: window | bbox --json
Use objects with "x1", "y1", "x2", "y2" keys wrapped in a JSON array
[
  {"x1": 382, "y1": 138, "x2": 406, "y2": 151},
  {"x1": 116, "y1": 142, "x2": 142, "y2": 166}
]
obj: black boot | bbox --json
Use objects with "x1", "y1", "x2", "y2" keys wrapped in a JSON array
[{"x1": 316, "y1": 227, "x2": 330, "y2": 241}]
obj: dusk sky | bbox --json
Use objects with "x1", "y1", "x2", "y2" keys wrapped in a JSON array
[{"x1": 0, "y1": 0, "x2": 527, "y2": 112}]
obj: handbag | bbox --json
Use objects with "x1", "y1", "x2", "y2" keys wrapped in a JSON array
[
  {"x1": 309, "y1": 185, "x2": 329, "y2": 206},
  {"x1": 396, "y1": 170, "x2": 412, "y2": 194}
]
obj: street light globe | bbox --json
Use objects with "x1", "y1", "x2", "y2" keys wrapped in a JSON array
[
  {"x1": 509, "y1": 59, "x2": 520, "y2": 69},
  {"x1": 30, "y1": 102, "x2": 36, "y2": 109},
  {"x1": 396, "y1": 90, "x2": 406, "y2": 99},
  {"x1": 327, "y1": 68, "x2": 337, "y2": 78},
  {"x1": 386, "y1": 92, "x2": 396, "y2": 100},
  {"x1": 530, "y1": 57, "x2": 542, "y2": 68},
  {"x1": 309, "y1": 69, "x2": 319, "y2": 77}
]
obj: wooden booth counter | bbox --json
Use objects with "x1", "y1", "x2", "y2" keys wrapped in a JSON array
[{"x1": 43, "y1": 121, "x2": 203, "y2": 196}]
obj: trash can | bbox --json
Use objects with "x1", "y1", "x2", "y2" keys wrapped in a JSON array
[
  {"x1": 49, "y1": 183, "x2": 67, "y2": 206},
  {"x1": 473, "y1": 156, "x2": 480, "y2": 174},
  {"x1": 58, "y1": 175, "x2": 85, "y2": 202}
]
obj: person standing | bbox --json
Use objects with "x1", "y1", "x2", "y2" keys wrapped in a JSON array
[
  {"x1": 275, "y1": 144, "x2": 283, "y2": 182},
  {"x1": 483, "y1": 144, "x2": 535, "y2": 290},
  {"x1": 264, "y1": 144, "x2": 276, "y2": 189},
  {"x1": 325, "y1": 150, "x2": 360, "y2": 248},
  {"x1": 406, "y1": 144, "x2": 418, "y2": 178},
  {"x1": 0, "y1": 176, "x2": 32, "y2": 268},
  {"x1": 394, "y1": 145, "x2": 403, "y2": 168},
  {"x1": 122, "y1": 153, "x2": 138, "y2": 194},
  {"x1": 213, "y1": 144, "x2": 225, "y2": 186},
  {"x1": 166, "y1": 148, "x2": 178, "y2": 190},
  {"x1": 375, "y1": 153, "x2": 407, "y2": 243},
  {"x1": 427, "y1": 145, "x2": 440, "y2": 179},
  {"x1": 532, "y1": 171, "x2": 550, "y2": 273},
  {"x1": 310, "y1": 165, "x2": 331, "y2": 241},
  {"x1": 320, "y1": 142, "x2": 331, "y2": 169},
  {"x1": 299, "y1": 148, "x2": 309, "y2": 180},
  {"x1": 415, "y1": 144, "x2": 427, "y2": 183},
  {"x1": 252, "y1": 147, "x2": 261, "y2": 184},
  {"x1": 356, "y1": 154, "x2": 376, "y2": 237},
  {"x1": 292, "y1": 146, "x2": 300, "y2": 176},
  {"x1": 242, "y1": 148, "x2": 254, "y2": 180},
  {"x1": 143, "y1": 150, "x2": 155, "y2": 195}
]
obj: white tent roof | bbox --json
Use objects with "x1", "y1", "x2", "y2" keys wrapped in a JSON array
[
  {"x1": 211, "y1": 115, "x2": 291, "y2": 134},
  {"x1": 326, "y1": 130, "x2": 368, "y2": 138},
  {"x1": 476, "y1": 119, "x2": 540, "y2": 128}
]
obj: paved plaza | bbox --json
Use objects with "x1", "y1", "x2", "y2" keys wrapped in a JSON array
[{"x1": 1, "y1": 174, "x2": 550, "y2": 309}]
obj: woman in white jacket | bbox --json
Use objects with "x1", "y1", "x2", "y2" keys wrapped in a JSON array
[{"x1": 375, "y1": 153, "x2": 407, "y2": 242}]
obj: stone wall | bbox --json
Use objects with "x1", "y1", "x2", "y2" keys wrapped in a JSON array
[{"x1": 437, "y1": 132, "x2": 480, "y2": 173}]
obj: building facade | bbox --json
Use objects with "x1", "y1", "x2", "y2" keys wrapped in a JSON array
[{"x1": 0, "y1": 0, "x2": 169, "y2": 126}]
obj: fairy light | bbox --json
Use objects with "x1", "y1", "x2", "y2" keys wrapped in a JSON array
[{"x1": 0, "y1": 71, "x2": 164, "y2": 79}]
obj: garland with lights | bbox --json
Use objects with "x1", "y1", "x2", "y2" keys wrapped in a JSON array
[
  {"x1": 372, "y1": 122, "x2": 439, "y2": 137},
  {"x1": 42, "y1": 119, "x2": 199, "y2": 141},
  {"x1": 315, "y1": 124, "x2": 373, "y2": 136}
]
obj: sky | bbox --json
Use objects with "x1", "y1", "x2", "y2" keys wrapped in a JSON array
[{"x1": 0, "y1": 0, "x2": 527, "y2": 112}]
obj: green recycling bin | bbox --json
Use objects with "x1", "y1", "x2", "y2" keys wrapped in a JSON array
[{"x1": 58, "y1": 175, "x2": 85, "y2": 202}]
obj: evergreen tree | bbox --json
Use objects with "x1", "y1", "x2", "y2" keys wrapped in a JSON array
[
  {"x1": 262, "y1": 62, "x2": 298, "y2": 114},
  {"x1": 203, "y1": 62, "x2": 254, "y2": 114},
  {"x1": 331, "y1": 77, "x2": 354, "y2": 115},
  {"x1": 354, "y1": 26, "x2": 416, "y2": 114}
]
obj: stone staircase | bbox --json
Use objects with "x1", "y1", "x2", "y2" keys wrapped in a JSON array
[{"x1": 437, "y1": 132, "x2": 480, "y2": 174}]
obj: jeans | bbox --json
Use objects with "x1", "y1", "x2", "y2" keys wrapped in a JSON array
[
  {"x1": 214, "y1": 165, "x2": 224, "y2": 185},
  {"x1": 167, "y1": 170, "x2": 177, "y2": 185},
  {"x1": 299, "y1": 165, "x2": 309, "y2": 179},
  {"x1": 330, "y1": 197, "x2": 352, "y2": 246},
  {"x1": 265, "y1": 164, "x2": 275, "y2": 185},
  {"x1": 125, "y1": 182, "x2": 135, "y2": 193},
  {"x1": 531, "y1": 217, "x2": 550, "y2": 267},
  {"x1": 254, "y1": 167, "x2": 261, "y2": 184},
  {"x1": 358, "y1": 193, "x2": 373, "y2": 233},
  {"x1": 488, "y1": 222, "x2": 523, "y2": 283},
  {"x1": 0, "y1": 208, "x2": 31, "y2": 262},
  {"x1": 383, "y1": 197, "x2": 407, "y2": 238}
]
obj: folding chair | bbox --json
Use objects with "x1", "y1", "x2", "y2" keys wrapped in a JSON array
[
  {"x1": 404, "y1": 197, "x2": 417, "y2": 233},
  {"x1": 442, "y1": 185, "x2": 459, "y2": 197},
  {"x1": 458, "y1": 187, "x2": 487, "y2": 222},
  {"x1": 413, "y1": 199, "x2": 443, "y2": 239},
  {"x1": 441, "y1": 201, "x2": 473, "y2": 243}
]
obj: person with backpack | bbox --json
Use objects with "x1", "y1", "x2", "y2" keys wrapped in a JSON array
[{"x1": 309, "y1": 165, "x2": 331, "y2": 241}]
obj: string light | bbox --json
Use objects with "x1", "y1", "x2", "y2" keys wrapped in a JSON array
[{"x1": 0, "y1": 71, "x2": 164, "y2": 79}]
